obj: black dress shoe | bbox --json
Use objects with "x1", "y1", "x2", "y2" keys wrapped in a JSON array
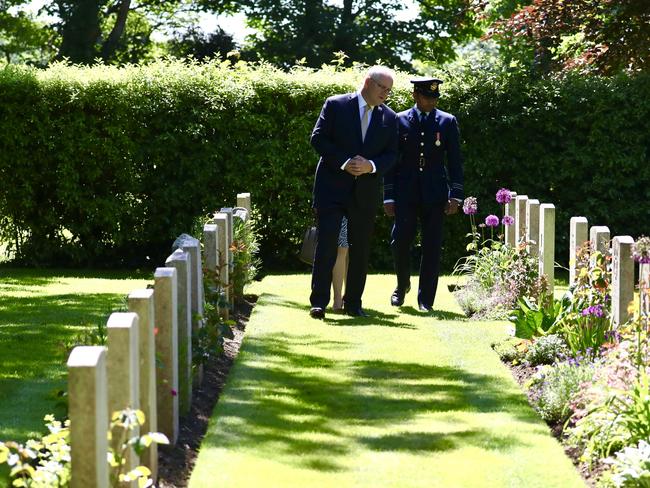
[
  {"x1": 345, "y1": 307, "x2": 369, "y2": 318},
  {"x1": 390, "y1": 286, "x2": 411, "y2": 306},
  {"x1": 309, "y1": 307, "x2": 325, "y2": 319},
  {"x1": 418, "y1": 303, "x2": 433, "y2": 313}
]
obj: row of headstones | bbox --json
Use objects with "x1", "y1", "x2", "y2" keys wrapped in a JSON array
[
  {"x1": 503, "y1": 191, "x2": 649, "y2": 325},
  {"x1": 568, "y1": 218, "x2": 650, "y2": 324},
  {"x1": 65, "y1": 193, "x2": 252, "y2": 488},
  {"x1": 503, "y1": 192, "x2": 556, "y2": 295}
]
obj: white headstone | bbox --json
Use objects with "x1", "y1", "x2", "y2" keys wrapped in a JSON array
[
  {"x1": 107, "y1": 312, "x2": 140, "y2": 479},
  {"x1": 212, "y1": 213, "x2": 230, "y2": 318},
  {"x1": 67, "y1": 346, "x2": 109, "y2": 488},
  {"x1": 539, "y1": 204, "x2": 555, "y2": 297},
  {"x1": 526, "y1": 199, "x2": 540, "y2": 257},
  {"x1": 153, "y1": 267, "x2": 179, "y2": 444},
  {"x1": 127, "y1": 289, "x2": 158, "y2": 481},
  {"x1": 640, "y1": 263, "x2": 650, "y2": 319},
  {"x1": 515, "y1": 195, "x2": 528, "y2": 248},
  {"x1": 569, "y1": 217, "x2": 589, "y2": 286},
  {"x1": 505, "y1": 191, "x2": 518, "y2": 247},
  {"x1": 237, "y1": 192, "x2": 251, "y2": 215},
  {"x1": 165, "y1": 249, "x2": 192, "y2": 415},
  {"x1": 611, "y1": 236, "x2": 635, "y2": 328}
]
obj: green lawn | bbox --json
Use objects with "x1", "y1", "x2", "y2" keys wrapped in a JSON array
[
  {"x1": 189, "y1": 273, "x2": 585, "y2": 488},
  {"x1": 0, "y1": 268, "x2": 151, "y2": 442}
]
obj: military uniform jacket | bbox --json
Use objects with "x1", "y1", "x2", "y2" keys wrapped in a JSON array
[{"x1": 384, "y1": 106, "x2": 463, "y2": 205}]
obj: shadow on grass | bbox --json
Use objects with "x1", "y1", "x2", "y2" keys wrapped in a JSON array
[
  {"x1": 205, "y1": 333, "x2": 540, "y2": 472},
  {"x1": 0, "y1": 294, "x2": 126, "y2": 377},
  {"x1": 261, "y1": 294, "x2": 417, "y2": 328},
  {"x1": 398, "y1": 306, "x2": 467, "y2": 321}
]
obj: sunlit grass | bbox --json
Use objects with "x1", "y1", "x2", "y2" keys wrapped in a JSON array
[
  {"x1": 0, "y1": 267, "x2": 151, "y2": 442},
  {"x1": 189, "y1": 273, "x2": 585, "y2": 488}
]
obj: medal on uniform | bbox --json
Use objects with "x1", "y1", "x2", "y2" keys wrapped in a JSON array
[{"x1": 435, "y1": 132, "x2": 441, "y2": 147}]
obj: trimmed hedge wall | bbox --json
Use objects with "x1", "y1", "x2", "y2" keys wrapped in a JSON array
[{"x1": 0, "y1": 61, "x2": 648, "y2": 272}]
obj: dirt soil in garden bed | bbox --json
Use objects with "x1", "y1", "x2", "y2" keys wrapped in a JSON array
[
  {"x1": 502, "y1": 359, "x2": 606, "y2": 488},
  {"x1": 157, "y1": 295, "x2": 257, "y2": 488}
]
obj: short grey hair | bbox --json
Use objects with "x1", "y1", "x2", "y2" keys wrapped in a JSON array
[{"x1": 365, "y1": 65, "x2": 394, "y2": 83}]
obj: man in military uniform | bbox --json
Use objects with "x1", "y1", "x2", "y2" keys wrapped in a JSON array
[{"x1": 383, "y1": 77, "x2": 464, "y2": 312}]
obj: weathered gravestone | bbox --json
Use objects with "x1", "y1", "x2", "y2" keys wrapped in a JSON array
[
  {"x1": 165, "y1": 249, "x2": 192, "y2": 415},
  {"x1": 526, "y1": 199, "x2": 540, "y2": 257},
  {"x1": 505, "y1": 191, "x2": 518, "y2": 247},
  {"x1": 515, "y1": 195, "x2": 528, "y2": 247},
  {"x1": 569, "y1": 217, "x2": 588, "y2": 286},
  {"x1": 539, "y1": 204, "x2": 555, "y2": 297},
  {"x1": 67, "y1": 346, "x2": 109, "y2": 488},
  {"x1": 611, "y1": 236, "x2": 634, "y2": 327},
  {"x1": 153, "y1": 267, "x2": 179, "y2": 444},
  {"x1": 127, "y1": 289, "x2": 158, "y2": 481},
  {"x1": 107, "y1": 312, "x2": 140, "y2": 482}
]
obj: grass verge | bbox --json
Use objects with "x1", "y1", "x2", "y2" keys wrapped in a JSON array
[
  {"x1": 189, "y1": 273, "x2": 585, "y2": 488},
  {"x1": 0, "y1": 267, "x2": 151, "y2": 443}
]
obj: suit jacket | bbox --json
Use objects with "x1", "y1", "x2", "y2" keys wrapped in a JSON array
[
  {"x1": 311, "y1": 93, "x2": 398, "y2": 210},
  {"x1": 384, "y1": 107, "x2": 463, "y2": 205}
]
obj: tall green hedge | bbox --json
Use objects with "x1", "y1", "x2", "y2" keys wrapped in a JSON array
[{"x1": 0, "y1": 60, "x2": 648, "y2": 272}]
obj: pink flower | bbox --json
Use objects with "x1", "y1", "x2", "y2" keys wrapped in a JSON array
[
  {"x1": 496, "y1": 188, "x2": 512, "y2": 204},
  {"x1": 502, "y1": 215, "x2": 514, "y2": 226},
  {"x1": 485, "y1": 214, "x2": 499, "y2": 227}
]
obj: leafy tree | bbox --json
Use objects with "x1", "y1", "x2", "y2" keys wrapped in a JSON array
[
  {"x1": 0, "y1": 1, "x2": 58, "y2": 65},
  {"x1": 45, "y1": 0, "x2": 192, "y2": 64},
  {"x1": 480, "y1": 0, "x2": 650, "y2": 74},
  {"x1": 167, "y1": 25, "x2": 237, "y2": 61},
  {"x1": 197, "y1": 0, "x2": 482, "y2": 69}
]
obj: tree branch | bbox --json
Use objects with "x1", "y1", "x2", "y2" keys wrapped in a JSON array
[{"x1": 101, "y1": 0, "x2": 131, "y2": 61}]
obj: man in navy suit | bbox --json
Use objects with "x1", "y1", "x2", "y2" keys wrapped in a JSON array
[
  {"x1": 309, "y1": 66, "x2": 399, "y2": 319},
  {"x1": 383, "y1": 77, "x2": 464, "y2": 312}
]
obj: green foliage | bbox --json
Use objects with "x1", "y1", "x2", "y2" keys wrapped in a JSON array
[
  {"x1": 195, "y1": 263, "x2": 234, "y2": 367},
  {"x1": 525, "y1": 334, "x2": 569, "y2": 366},
  {"x1": 571, "y1": 371, "x2": 650, "y2": 465},
  {"x1": 198, "y1": 0, "x2": 481, "y2": 69},
  {"x1": 555, "y1": 248, "x2": 613, "y2": 358},
  {"x1": 453, "y1": 239, "x2": 546, "y2": 319},
  {"x1": 0, "y1": 415, "x2": 70, "y2": 487},
  {"x1": 509, "y1": 295, "x2": 563, "y2": 339},
  {"x1": 108, "y1": 408, "x2": 169, "y2": 487},
  {"x1": 0, "y1": 61, "x2": 648, "y2": 272},
  {"x1": 491, "y1": 336, "x2": 528, "y2": 363},
  {"x1": 534, "y1": 360, "x2": 595, "y2": 424},
  {"x1": 605, "y1": 440, "x2": 650, "y2": 488},
  {"x1": 230, "y1": 212, "x2": 260, "y2": 301}
]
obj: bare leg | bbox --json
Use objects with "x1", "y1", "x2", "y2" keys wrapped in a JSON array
[{"x1": 332, "y1": 247, "x2": 349, "y2": 310}]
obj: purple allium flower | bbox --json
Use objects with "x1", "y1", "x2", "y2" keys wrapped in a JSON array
[
  {"x1": 485, "y1": 214, "x2": 499, "y2": 227},
  {"x1": 581, "y1": 304, "x2": 604, "y2": 317},
  {"x1": 502, "y1": 215, "x2": 514, "y2": 226},
  {"x1": 463, "y1": 196, "x2": 478, "y2": 215},
  {"x1": 632, "y1": 236, "x2": 650, "y2": 264},
  {"x1": 496, "y1": 188, "x2": 512, "y2": 204}
]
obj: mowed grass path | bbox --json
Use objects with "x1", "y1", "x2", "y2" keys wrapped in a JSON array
[
  {"x1": 190, "y1": 274, "x2": 585, "y2": 488},
  {"x1": 0, "y1": 268, "x2": 151, "y2": 442}
]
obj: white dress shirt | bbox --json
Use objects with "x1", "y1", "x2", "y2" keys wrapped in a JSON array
[{"x1": 341, "y1": 91, "x2": 377, "y2": 173}]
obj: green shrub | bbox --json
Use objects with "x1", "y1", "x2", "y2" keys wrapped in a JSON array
[
  {"x1": 492, "y1": 337, "x2": 528, "y2": 364},
  {"x1": 535, "y1": 359, "x2": 595, "y2": 424},
  {"x1": 230, "y1": 211, "x2": 261, "y2": 301},
  {"x1": 0, "y1": 61, "x2": 648, "y2": 270},
  {"x1": 525, "y1": 334, "x2": 569, "y2": 366},
  {"x1": 604, "y1": 440, "x2": 650, "y2": 488},
  {"x1": 509, "y1": 294, "x2": 562, "y2": 339}
]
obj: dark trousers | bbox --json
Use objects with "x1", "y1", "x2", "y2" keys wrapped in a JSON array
[
  {"x1": 391, "y1": 202, "x2": 445, "y2": 308},
  {"x1": 310, "y1": 203, "x2": 377, "y2": 309}
]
